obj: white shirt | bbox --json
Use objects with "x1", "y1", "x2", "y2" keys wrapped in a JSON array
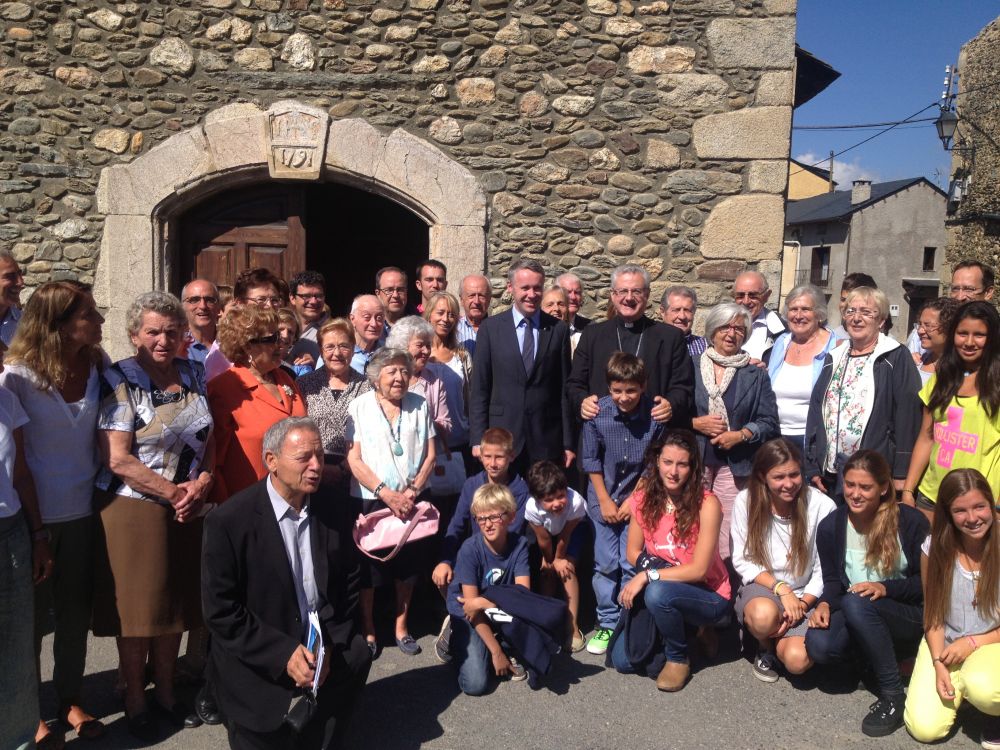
[
  {"x1": 730, "y1": 486, "x2": 836, "y2": 598},
  {"x1": 0, "y1": 364, "x2": 100, "y2": 523},
  {"x1": 204, "y1": 340, "x2": 233, "y2": 381},
  {"x1": 524, "y1": 487, "x2": 587, "y2": 536},
  {"x1": 267, "y1": 476, "x2": 318, "y2": 635},
  {"x1": 770, "y1": 362, "x2": 812, "y2": 436},
  {"x1": 742, "y1": 310, "x2": 785, "y2": 360},
  {"x1": 0, "y1": 387, "x2": 28, "y2": 519}
]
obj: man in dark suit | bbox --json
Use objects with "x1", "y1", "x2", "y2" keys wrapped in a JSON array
[
  {"x1": 470, "y1": 258, "x2": 573, "y2": 474},
  {"x1": 556, "y1": 271, "x2": 592, "y2": 335},
  {"x1": 202, "y1": 417, "x2": 370, "y2": 749},
  {"x1": 566, "y1": 263, "x2": 694, "y2": 427}
]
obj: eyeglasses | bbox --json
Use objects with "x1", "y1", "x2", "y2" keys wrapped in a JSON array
[
  {"x1": 246, "y1": 296, "x2": 283, "y2": 306},
  {"x1": 733, "y1": 291, "x2": 764, "y2": 301},
  {"x1": 474, "y1": 512, "x2": 506, "y2": 527},
  {"x1": 378, "y1": 286, "x2": 407, "y2": 296},
  {"x1": 917, "y1": 321, "x2": 940, "y2": 332},
  {"x1": 716, "y1": 324, "x2": 747, "y2": 337},
  {"x1": 323, "y1": 343, "x2": 354, "y2": 353},
  {"x1": 950, "y1": 285, "x2": 983, "y2": 295},
  {"x1": 612, "y1": 288, "x2": 648, "y2": 298},
  {"x1": 294, "y1": 293, "x2": 325, "y2": 301},
  {"x1": 184, "y1": 295, "x2": 218, "y2": 305},
  {"x1": 249, "y1": 333, "x2": 279, "y2": 345},
  {"x1": 844, "y1": 307, "x2": 879, "y2": 320}
]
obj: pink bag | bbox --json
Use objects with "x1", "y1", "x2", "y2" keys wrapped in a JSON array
[{"x1": 353, "y1": 501, "x2": 440, "y2": 562}]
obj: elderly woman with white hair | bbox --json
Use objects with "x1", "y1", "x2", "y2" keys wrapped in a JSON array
[
  {"x1": 693, "y1": 302, "x2": 779, "y2": 560},
  {"x1": 765, "y1": 285, "x2": 837, "y2": 456},
  {"x1": 385, "y1": 315, "x2": 452, "y2": 442},
  {"x1": 804, "y1": 286, "x2": 922, "y2": 498},
  {"x1": 346, "y1": 347, "x2": 436, "y2": 658}
]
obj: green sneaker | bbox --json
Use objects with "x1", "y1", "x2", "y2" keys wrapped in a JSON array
[{"x1": 586, "y1": 628, "x2": 613, "y2": 655}]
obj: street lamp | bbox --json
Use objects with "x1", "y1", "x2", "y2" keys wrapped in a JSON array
[{"x1": 935, "y1": 107, "x2": 959, "y2": 150}]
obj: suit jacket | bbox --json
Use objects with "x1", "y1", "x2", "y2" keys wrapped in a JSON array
[
  {"x1": 693, "y1": 355, "x2": 779, "y2": 478},
  {"x1": 469, "y1": 308, "x2": 573, "y2": 461},
  {"x1": 566, "y1": 316, "x2": 694, "y2": 427},
  {"x1": 202, "y1": 478, "x2": 365, "y2": 733},
  {"x1": 571, "y1": 313, "x2": 592, "y2": 333},
  {"x1": 208, "y1": 365, "x2": 306, "y2": 503}
]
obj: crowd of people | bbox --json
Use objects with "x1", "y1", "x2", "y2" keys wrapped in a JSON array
[{"x1": 1, "y1": 249, "x2": 998, "y2": 750}]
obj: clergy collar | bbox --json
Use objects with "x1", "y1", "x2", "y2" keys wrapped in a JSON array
[{"x1": 616, "y1": 314, "x2": 650, "y2": 331}]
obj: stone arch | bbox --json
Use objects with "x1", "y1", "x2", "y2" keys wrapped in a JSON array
[{"x1": 95, "y1": 100, "x2": 488, "y2": 359}]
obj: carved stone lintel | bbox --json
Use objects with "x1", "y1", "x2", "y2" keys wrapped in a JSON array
[{"x1": 265, "y1": 101, "x2": 329, "y2": 180}]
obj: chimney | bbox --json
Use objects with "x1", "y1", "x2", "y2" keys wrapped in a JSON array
[{"x1": 851, "y1": 179, "x2": 872, "y2": 205}]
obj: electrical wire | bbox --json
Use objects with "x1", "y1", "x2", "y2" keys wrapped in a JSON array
[{"x1": 793, "y1": 116, "x2": 937, "y2": 130}]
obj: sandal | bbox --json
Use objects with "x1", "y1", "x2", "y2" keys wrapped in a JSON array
[
  {"x1": 60, "y1": 706, "x2": 106, "y2": 741},
  {"x1": 36, "y1": 727, "x2": 66, "y2": 750}
]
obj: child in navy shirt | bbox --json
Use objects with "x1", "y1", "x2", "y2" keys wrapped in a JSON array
[
  {"x1": 447, "y1": 483, "x2": 531, "y2": 695},
  {"x1": 524, "y1": 460, "x2": 588, "y2": 653},
  {"x1": 580, "y1": 353, "x2": 663, "y2": 655}
]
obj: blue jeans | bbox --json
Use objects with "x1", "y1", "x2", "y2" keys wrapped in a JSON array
[
  {"x1": 805, "y1": 593, "x2": 923, "y2": 697},
  {"x1": 587, "y1": 500, "x2": 634, "y2": 629},
  {"x1": 449, "y1": 615, "x2": 493, "y2": 696},
  {"x1": 0, "y1": 512, "x2": 38, "y2": 750},
  {"x1": 611, "y1": 581, "x2": 729, "y2": 669}
]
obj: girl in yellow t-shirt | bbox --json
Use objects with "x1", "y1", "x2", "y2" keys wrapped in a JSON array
[{"x1": 903, "y1": 302, "x2": 1000, "y2": 523}]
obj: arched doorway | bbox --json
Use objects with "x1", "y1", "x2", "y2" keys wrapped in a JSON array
[
  {"x1": 177, "y1": 181, "x2": 428, "y2": 315},
  {"x1": 95, "y1": 101, "x2": 487, "y2": 360}
]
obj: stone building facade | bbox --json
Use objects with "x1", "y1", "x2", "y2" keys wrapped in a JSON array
[
  {"x1": 945, "y1": 14, "x2": 1000, "y2": 290},
  {"x1": 0, "y1": 0, "x2": 797, "y2": 357}
]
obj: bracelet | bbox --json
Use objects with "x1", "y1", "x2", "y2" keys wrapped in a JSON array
[
  {"x1": 373, "y1": 481, "x2": 386, "y2": 498},
  {"x1": 772, "y1": 580, "x2": 788, "y2": 596},
  {"x1": 932, "y1": 656, "x2": 943, "y2": 664},
  {"x1": 901, "y1": 489, "x2": 914, "y2": 496},
  {"x1": 968, "y1": 635, "x2": 979, "y2": 650},
  {"x1": 741, "y1": 429, "x2": 751, "y2": 443}
]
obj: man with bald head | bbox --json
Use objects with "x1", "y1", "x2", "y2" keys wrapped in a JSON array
[
  {"x1": 349, "y1": 295, "x2": 385, "y2": 375},
  {"x1": 181, "y1": 278, "x2": 220, "y2": 364},
  {"x1": 556, "y1": 272, "x2": 591, "y2": 336},
  {"x1": 731, "y1": 270, "x2": 786, "y2": 360},
  {"x1": 456, "y1": 274, "x2": 491, "y2": 356}
]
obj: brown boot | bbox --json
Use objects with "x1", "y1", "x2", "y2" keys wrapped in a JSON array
[{"x1": 655, "y1": 660, "x2": 690, "y2": 692}]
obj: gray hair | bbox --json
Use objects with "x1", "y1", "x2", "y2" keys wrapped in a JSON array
[
  {"x1": 702, "y1": 302, "x2": 752, "y2": 340},
  {"x1": 262, "y1": 416, "x2": 321, "y2": 463},
  {"x1": 555, "y1": 272, "x2": 582, "y2": 288},
  {"x1": 350, "y1": 294, "x2": 384, "y2": 315},
  {"x1": 610, "y1": 264, "x2": 650, "y2": 291},
  {"x1": 367, "y1": 347, "x2": 413, "y2": 385},
  {"x1": 180, "y1": 278, "x2": 219, "y2": 301},
  {"x1": 507, "y1": 258, "x2": 545, "y2": 283},
  {"x1": 126, "y1": 291, "x2": 186, "y2": 337},
  {"x1": 385, "y1": 315, "x2": 434, "y2": 350},
  {"x1": 783, "y1": 284, "x2": 829, "y2": 326},
  {"x1": 845, "y1": 286, "x2": 889, "y2": 322},
  {"x1": 734, "y1": 270, "x2": 770, "y2": 294},
  {"x1": 660, "y1": 285, "x2": 698, "y2": 309}
]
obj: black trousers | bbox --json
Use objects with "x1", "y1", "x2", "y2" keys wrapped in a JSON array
[{"x1": 226, "y1": 644, "x2": 371, "y2": 750}]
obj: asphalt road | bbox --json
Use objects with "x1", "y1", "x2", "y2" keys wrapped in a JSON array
[{"x1": 39, "y1": 625, "x2": 986, "y2": 750}]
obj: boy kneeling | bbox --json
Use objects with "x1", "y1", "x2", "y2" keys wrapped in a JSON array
[{"x1": 448, "y1": 483, "x2": 530, "y2": 695}]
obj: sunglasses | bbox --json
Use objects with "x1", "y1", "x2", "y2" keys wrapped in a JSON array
[{"x1": 249, "y1": 333, "x2": 279, "y2": 345}]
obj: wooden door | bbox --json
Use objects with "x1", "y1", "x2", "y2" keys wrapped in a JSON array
[{"x1": 179, "y1": 184, "x2": 306, "y2": 290}]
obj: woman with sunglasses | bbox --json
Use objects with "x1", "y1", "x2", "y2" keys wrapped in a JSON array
[
  {"x1": 804, "y1": 286, "x2": 922, "y2": 500},
  {"x1": 208, "y1": 305, "x2": 305, "y2": 505},
  {"x1": 902, "y1": 301, "x2": 1000, "y2": 524}
]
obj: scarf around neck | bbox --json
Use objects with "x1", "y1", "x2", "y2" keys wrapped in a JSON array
[{"x1": 701, "y1": 347, "x2": 751, "y2": 429}]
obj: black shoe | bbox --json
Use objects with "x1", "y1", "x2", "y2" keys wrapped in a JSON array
[
  {"x1": 151, "y1": 699, "x2": 190, "y2": 730},
  {"x1": 862, "y1": 695, "x2": 904, "y2": 737},
  {"x1": 125, "y1": 711, "x2": 158, "y2": 742},
  {"x1": 195, "y1": 686, "x2": 223, "y2": 726}
]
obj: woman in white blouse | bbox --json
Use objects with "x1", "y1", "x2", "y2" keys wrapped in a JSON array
[
  {"x1": 731, "y1": 438, "x2": 836, "y2": 684},
  {"x1": 2, "y1": 281, "x2": 108, "y2": 745},
  {"x1": 766, "y1": 285, "x2": 835, "y2": 457}
]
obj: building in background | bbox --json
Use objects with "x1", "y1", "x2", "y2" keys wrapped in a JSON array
[
  {"x1": 787, "y1": 158, "x2": 836, "y2": 200},
  {"x1": 942, "y1": 15, "x2": 1000, "y2": 290},
  {"x1": 785, "y1": 177, "x2": 947, "y2": 339}
]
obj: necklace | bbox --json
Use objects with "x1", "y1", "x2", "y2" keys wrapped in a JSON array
[
  {"x1": 616, "y1": 323, "x2": 644, "y2": 357},
  {"x1": 376, "y1": 397, "x2": 404, "y2": 456},
  {"x1": 664, "y1": 498, "x2": 676, "y2": 515},
  {"x1": 960, "y1": 552, "x2": 982, "y2": 607}
]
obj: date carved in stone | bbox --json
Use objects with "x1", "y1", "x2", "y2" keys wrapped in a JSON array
[{"x1": 266, "y1": 102, "x2": 329, "y2": 180}]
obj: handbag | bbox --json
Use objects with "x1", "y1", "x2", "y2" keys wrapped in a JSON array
[
  {"x1": 429, "y1": 446, "x2": 467, "y2": 497},
  {"x1": 353, "y1": 501, "x2": 440, "y2": 562}
]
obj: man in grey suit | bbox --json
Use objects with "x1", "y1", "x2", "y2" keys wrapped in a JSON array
[{"x1": 469, "y1": 259, "x2": 573, "y2": 474}]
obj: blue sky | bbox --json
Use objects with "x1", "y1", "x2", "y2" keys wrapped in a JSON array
[{"x1": 792, "y1": 1, "x2": 998, "y2": 189}]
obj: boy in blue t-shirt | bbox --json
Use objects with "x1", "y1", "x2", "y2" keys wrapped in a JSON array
[
  {"x1": 447, "y1": 483, "x2": 531, "y2": 695},
  {"x1": 580, "y1": 353, "x2": 663, "y2": 655}
]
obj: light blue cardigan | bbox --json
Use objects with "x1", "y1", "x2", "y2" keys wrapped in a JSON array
[{"x1": 766, "y1": 328, "x2": 838, "y2": 385}]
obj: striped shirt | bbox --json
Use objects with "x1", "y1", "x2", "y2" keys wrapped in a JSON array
[
  {"x1": 456, "y1": 316, "x2": 480, "y2": 357},
  {"x1": 686, "y1": 334, "x2": 708, "y2": 359}
]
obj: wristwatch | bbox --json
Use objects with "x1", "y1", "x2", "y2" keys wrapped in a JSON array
[{"x1": 646, "y1": 567, "x2": 660, "y2": 582}]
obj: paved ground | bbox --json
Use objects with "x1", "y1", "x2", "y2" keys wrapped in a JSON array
[{"x1": 40, "y1": 625, "x2": 986, "y2": 750}]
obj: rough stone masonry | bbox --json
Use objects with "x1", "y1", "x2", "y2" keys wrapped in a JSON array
[{"x1": 0, "y1": 0, "x2": 796, "y2": 322}]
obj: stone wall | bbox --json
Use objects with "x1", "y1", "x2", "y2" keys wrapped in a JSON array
[
  {"x1": 0, "y1": 0, "x2": 796, "y2": 316},
  {"x1": 945, "y1": 15, "x2": 1000, "y2": 285}
]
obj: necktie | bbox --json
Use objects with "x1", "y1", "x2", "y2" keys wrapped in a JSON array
[{"x1": 521, "y1": 319, "x2": 534, "y2": 374}]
